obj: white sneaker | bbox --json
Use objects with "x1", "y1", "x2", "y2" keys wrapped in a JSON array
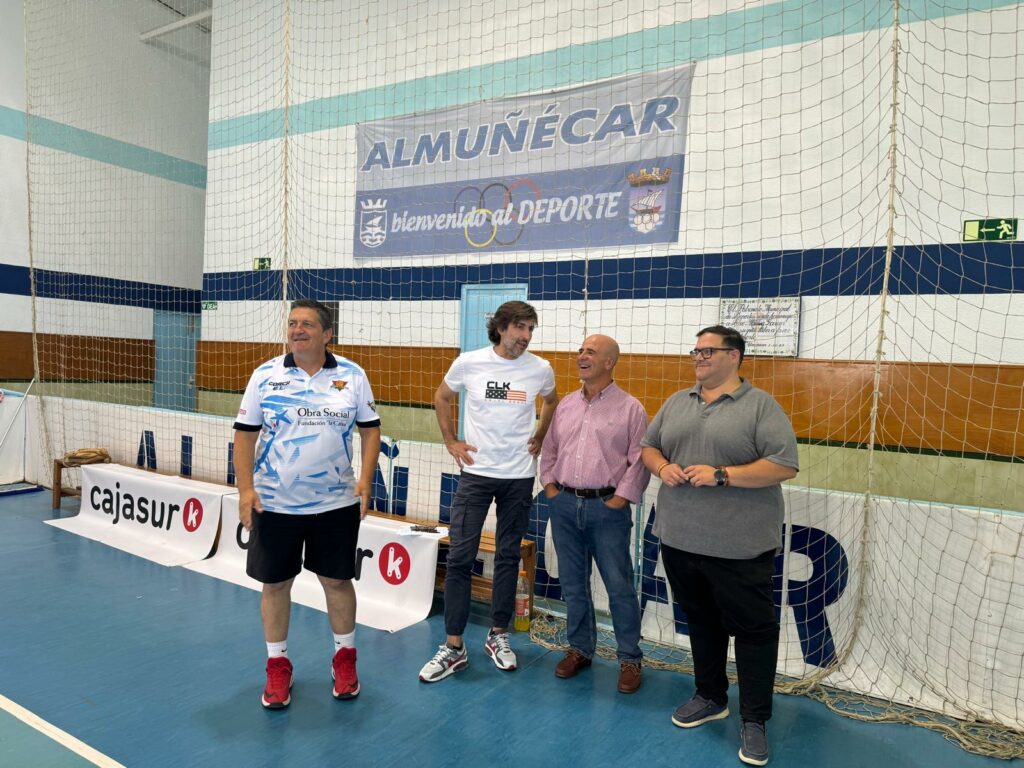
[
  {"x1": 484, "y1": 630, "x2": 517, "y2": 671},
  {"x1": 418, "y1": 644, "x2": 469, "y2": 683}
]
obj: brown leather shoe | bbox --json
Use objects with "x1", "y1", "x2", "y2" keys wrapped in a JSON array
[
  {"x1": 554, "y1": 649, "x2": 592, "y2": 679},
  {"x1": 618, "y1": 660, "x2": 642, "y2": 694}
]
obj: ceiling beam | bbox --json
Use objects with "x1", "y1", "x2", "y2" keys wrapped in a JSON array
[{"x1": 140, "y1": 9, "x2": 212, "y2": 42}]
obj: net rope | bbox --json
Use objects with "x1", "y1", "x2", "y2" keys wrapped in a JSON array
[{"x1": 16, "y1": 0, "x2": 1024, "y2": 758}]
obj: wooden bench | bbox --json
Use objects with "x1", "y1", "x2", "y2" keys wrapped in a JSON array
[
  {"x1": 51, "y1": 458, "x2": 83, "y2": 509},
  {"x1": 52, "y1": 451, "x2": 114, "y2": 509},
  {"x1": 367, "y1": 510, "x2": 537, "y2": 617}
]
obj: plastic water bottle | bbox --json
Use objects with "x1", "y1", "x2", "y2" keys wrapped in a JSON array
[{"x1": 514, "y1": 570, "x2": 531, "y2": 632}]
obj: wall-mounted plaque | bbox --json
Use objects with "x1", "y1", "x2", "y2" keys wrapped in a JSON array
[{"x1": 720, "y1": 297, "x2": 800, "y2": 356}]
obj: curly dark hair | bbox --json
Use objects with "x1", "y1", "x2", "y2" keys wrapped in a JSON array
[{"x1": 486, "y1": 301, "x2": 539, "y2": 344}]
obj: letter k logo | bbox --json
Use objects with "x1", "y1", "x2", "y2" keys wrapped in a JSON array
[
  {"x1": 387, "y1": 548, "x2": 404, "y2": 579},
  {"x1": 183, "y1": 497, "x2": 203, "y2": 533},
  {"x1": 379, "y1": 542, "x2": 411, "y2": 585}
]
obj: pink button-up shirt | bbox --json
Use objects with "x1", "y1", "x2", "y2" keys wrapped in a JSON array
[{"x1": 539, "y1": 382, "x2": 651, "y2": 503}]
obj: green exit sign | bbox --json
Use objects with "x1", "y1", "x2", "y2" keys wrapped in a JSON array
[
  {"x1": 201, "y1": 300, "x2": 218, "y2": 311},
  {"x1": 962, "y1": 219, "x2": 1017, "y2": 242},
  {"x1": 253, "y1": 257, "x2": 272, "y2": 270}
]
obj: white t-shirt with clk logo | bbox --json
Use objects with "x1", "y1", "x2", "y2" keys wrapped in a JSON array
[{"x1": 444, "y1": 346, "x2": 555, "y2": 479}]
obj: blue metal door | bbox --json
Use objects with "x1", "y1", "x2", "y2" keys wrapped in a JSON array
[
  {"x1": 457, "y1": 283, "x2": 528, "y2": 438},
  {"x1": 153, "y1": 310, "x2": 199, "y2": 411}
]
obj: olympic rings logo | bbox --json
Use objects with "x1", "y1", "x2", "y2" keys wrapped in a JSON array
[{"x1": 453, "y1": 179, "x2": 541, "y2": 249}]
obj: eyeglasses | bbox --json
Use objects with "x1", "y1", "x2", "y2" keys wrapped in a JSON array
[{"x1": 689, "y1": 347, "x2": 734, "y2": 360}]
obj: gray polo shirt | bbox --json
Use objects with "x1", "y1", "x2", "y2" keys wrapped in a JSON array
[{"x1": 641, "y1": 379, "x2": 799, "y2": 559}]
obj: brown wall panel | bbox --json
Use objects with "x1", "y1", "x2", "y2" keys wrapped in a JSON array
[
  {"x1": 1, "y1": 332, "x2": 153, "y2": 381},
  {"x1": 0, "y1": 331, "x2": 34, "y2": 379},
  {"x1": 4, "y1": 331, "x2": 1021, "y2": 458},
  {"x1": 334, "y1": 345, "x2": 459, "y2": 406},
  {"x1": 547, "y1": 353, "x2": 878, "y2": 446},
  {"x1": 470, "y1": 351, "x2": 1019, "y2": 456},
  {"x1": 197, "y1": 342, "x2": 281, "y2": 391},
  {"x1": 195, "y1": 342, "x2": 459, "y2": 405},
  {"x1": 879, "y1": 363, "x2": 1024, "y2": 458}
]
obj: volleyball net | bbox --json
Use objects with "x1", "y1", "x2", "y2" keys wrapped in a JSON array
[{"x1": 17, "y1": 0, "x2": 1024, "y2": 757}]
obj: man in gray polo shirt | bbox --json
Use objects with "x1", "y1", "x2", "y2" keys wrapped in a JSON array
[{"x1": 641, "y1": 325, "x2": 798, "y2": 767}]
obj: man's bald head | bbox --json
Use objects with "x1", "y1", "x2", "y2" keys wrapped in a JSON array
[{"x1": 577, "y1": 334, "x2": 620, "y2": 390}]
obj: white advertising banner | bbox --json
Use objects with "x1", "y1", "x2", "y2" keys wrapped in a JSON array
[
  {"x1": 186, "y1": 494, "x2": 442, "y2": 633},
  {"x1": 638, "y1": 486, "x2": 862, "y2": 676},
  {"x1": 45, "y1": 464, "x2": 224, "y2": 567}
]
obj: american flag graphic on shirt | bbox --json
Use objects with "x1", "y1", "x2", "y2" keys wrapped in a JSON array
[{"x1": 485, "y1": 381, "x2": 527, "y2": 402}]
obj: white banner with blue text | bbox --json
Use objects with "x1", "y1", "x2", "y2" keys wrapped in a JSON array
[{"x1": 355, "y1": 63, "x2": 694, "y2": 257}]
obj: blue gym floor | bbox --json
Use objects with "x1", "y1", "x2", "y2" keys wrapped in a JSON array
[{"x1": 1, "y1": 489, "x2": 1018, "y2": 767}]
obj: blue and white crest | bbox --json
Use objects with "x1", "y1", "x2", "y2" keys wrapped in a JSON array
[{"x1": 359, "y1": 198, "x2": 388, "y2": 248}]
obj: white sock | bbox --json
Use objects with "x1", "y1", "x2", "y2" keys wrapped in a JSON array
[
  {"x1": 334, "y1": 631, "x2": 355, "y2": 652},
  {"x1": 267, "y1": 640, "x2": 288, "y2": 659}
]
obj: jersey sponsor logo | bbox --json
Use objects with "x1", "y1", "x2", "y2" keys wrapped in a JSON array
[
  {"x1": 485, "y1": 380, "x2": 527, "y2": 402},
  {"x1": 269, "y1": 379, "x2": 291, "y2": 390},
  {"x1": 291, "y1": 406, "x2": 354, "y2": 428},
  {"x1": 296, "y1": 406, "x2": 352, "y2": 419},
  {"x1": 366, "y1": 400, "x2": 377, "y2": 412}
]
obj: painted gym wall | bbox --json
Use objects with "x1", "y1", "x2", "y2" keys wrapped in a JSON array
[
  {"x1": 0, "y1": 0, "x2": 30, "y2": 339},
  {"x1": 0, "y1": 0, "x2": 209, "y2": 380},
  {"x1": 200, "y1": 0, "x2": 1023, "y2": 365}
]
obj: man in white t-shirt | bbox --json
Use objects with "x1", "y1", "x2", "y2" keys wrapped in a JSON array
[
  {"x1": 234, "y1": 299, "x2": 381, "y2": 709},
  {"x1": 419, "y1": 300, "x2": 558, "y2": 682}
]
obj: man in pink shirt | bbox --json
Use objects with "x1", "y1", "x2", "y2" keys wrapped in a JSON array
[{"x1": 540, "y1": 334, "x2": 651, "y2": 693}]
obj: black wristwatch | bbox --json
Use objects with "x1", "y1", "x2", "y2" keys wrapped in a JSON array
[{"x1": 714, "y1": 467, "x2": 729, "y2": 486}]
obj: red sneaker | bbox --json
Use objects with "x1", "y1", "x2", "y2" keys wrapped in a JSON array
[
  {"x1": 262, "y1": 657, "x2": 293, "y2": 709},
  {"x1": 332, "y1": 647, "x2": 360, "y2": 699}
]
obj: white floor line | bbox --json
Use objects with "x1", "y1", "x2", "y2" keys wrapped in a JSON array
[{"x1": 0, "y1": 693, "x2": 125, "y2": 768}]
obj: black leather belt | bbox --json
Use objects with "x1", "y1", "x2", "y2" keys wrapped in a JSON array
[{"x1": 555, "y1": 483, "x2": 616, "y2": 499}]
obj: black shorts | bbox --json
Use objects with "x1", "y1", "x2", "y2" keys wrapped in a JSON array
[{"x1": 245, "y1": 503, "x2": 361, "y2": 584}]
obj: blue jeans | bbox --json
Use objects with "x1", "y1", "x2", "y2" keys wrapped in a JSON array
[
  {"x1": 444, "y1": 472, "x2": 534, "y2": 636},
  {"x1": 548, "y1": 490, "x2": 642, "y2": 662}
]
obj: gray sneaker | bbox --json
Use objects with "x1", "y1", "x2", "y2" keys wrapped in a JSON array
[
  {"x1": 484, "y1": 630, "x2": 517, "y2": 671},
  {"x1": 739, "y1": 720, "x2": 769, "y2": 766},
  {"x1": 671, "y1": 694, "x2": 730, "y2": 728},
  {"x1": 418, "y1": 644, "x2": 468, "y2": 683}
]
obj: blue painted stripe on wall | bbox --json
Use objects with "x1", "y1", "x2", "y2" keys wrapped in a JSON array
[
  {"x1": 0, "y1": 106, "x2": 206, "y2": 189},
  {"x1": 0, "y1": 105, "x2": 26, "y2": 140},
  {"x1": 26, "y1": 268, "x2": 199, "y2": 312},
  {"x1": 0, "y1": 263, "x2": 31, "y2": 296},
  {"x1": 1, "y1": 242, "x2": 1020, "y2": 308},
  {"x1": 203, "y1": 242, "x2": 1022, "y2": 301},
  {"x1": 207, "y1": 0, "x2": 1021, "y2": 150},
  {"x1": 198, "y1": 269, "x2": 284, "y2": 302}
]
